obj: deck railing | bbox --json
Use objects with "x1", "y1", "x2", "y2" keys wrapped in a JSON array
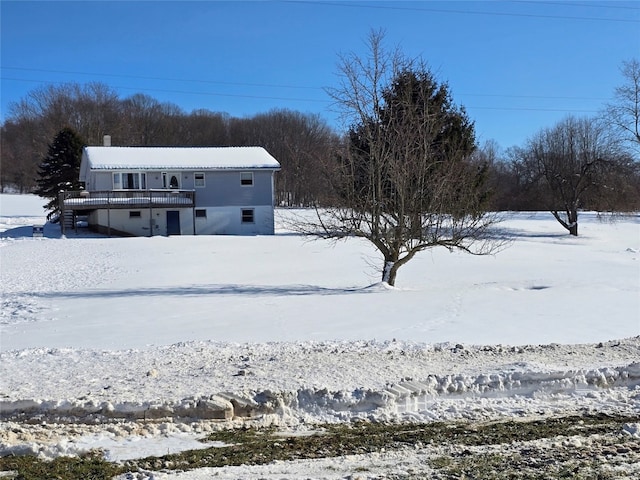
[{"x1": 60, "y1": 190, "x2": 196, "y2": 210}]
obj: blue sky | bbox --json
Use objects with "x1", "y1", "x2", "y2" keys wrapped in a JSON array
[{"x1": 1, "y1": 0, "x2": 638, "y2": 149}]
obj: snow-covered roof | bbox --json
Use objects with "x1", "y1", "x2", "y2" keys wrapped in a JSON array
[{"x1": 81, "y1": 146, "x2": 281, "y2": 171}]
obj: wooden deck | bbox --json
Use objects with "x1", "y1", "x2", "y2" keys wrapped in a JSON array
[
  {"x1": 59, "y1": 190, "x2": 196, "y2": 236},
  {"x1": 60, "y1": 190, "x2": 195, "y2": 210}
]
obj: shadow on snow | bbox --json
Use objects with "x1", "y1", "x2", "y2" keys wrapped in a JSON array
[{"x1": 29, "y1": 283, "x2": 387, "y2": 299}]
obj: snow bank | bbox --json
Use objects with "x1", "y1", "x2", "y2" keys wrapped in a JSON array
[{"x1": 2, "y1": 338, "x2": 639, "y2": 460}]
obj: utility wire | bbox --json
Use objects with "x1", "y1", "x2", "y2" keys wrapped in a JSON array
[
  {"x1": 508, "y1": 0, "x2": 640, "y2": 11},
  {"x1": 0, "y1": 77, "x2": 329, "y2": 104},
  {"x1": 1, "y1": 67, "x2": 320, "y2": 91},
  {"x1": 1, "y1": 76, "x2": 602, "y2": 114},
  {"x1": 283, "y1": 0, "x2": 640, "y2": 23},
  {"x1": 0, "y1": 67, "x2": 612, "y2": 102}
]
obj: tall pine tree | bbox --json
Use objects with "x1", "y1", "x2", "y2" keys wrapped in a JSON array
[{"x1": 35, "y1": 127, "x2": 85, "y2": 220}]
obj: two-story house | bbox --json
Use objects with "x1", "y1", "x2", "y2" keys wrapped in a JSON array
[{"x1": 60, "y1": 145, "x2": 280, "y2": 236}]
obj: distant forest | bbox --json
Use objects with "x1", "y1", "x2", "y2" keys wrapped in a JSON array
[
  {"x1": 0, "y1": 83, "x2": 339, "y2": 207},
  {"x1": 2, "y1": 82, "x2": 639, "y2": 212}
]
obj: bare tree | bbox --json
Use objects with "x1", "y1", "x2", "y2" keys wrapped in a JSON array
[
  {"x1": 119, "y1": 94, "x2": 187, "y2": 146},
  {"x1": 295, "y1": 30, "x2": 504, "y2": 286},
  {"x1": 7, "y1": 82, "x2": 121, "y2": 146},
  {"x1": 181, "y1": 109, "x2": 231, "y2": 146},
  {"x1": 517, "y1": 116, "x2": 630, "y2": 235},
  {"x1": 71, "y1": 82, "x2": 122, "y2": 144},
  {"x1": 605, "y1": 58, "x2": 640, "y2": 150},
  {"x1": 495, "y1": 146, "x2": 548, "y2": 211},
  {"x1": 0, "y1": 119, "x2": 42, "y2": 192},
  {"x1": 1, "y1": 82, "x2": 123, "y2": 191}
]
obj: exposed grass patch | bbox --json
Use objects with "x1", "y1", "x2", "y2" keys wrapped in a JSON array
[
  {"x1": 1, "y1": 413, "x2": 637, "y2": 479},
  {"x1": 201, "y1": 424, "x2": 276, "y2": 444},
  {"x1": 0, "y1": 451, "x2": 120, "y2": 480},
  {"x1": 429, "y1": 446, "x2": 625, "y2": 479}
]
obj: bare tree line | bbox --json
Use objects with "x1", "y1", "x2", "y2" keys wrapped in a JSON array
[
  {"x1": 0, "y1": 82, "x2": 338, "y2": 207},
  {"x1": 2, "y1": 57, "x2": 639, "y2": 221},
  {"x1": 485, "y1": 58, "x2": 640, "y2": 223}
]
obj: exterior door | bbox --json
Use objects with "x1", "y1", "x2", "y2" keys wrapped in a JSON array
[
  {"x1": 166, "y1": 211, "x2": 181, "y2": 235},
  {"x1": 163, "y1": 172, "x2": 181, "y2": 189}
]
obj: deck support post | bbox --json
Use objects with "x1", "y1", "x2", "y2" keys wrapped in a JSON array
[
  {"x1": 149, "y1": 192, "x2": 153, "y2": 237},
  {"x1": 107, "y1": 192, "x2": 111, "y2": 237},
  {"x1": 59, "y1": 192, "x2": 66, "y2": 236}
]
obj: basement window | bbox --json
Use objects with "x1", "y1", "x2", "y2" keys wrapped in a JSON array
[
  {"x1": 129, "y1": 211, "x2": 142, "y2": 218},
  {"x1": 241, "y1": 208, "x2": 254, "y2": 223},
  {"x1": 195, "y1": 209, "x2": 207, "y2": 218}
]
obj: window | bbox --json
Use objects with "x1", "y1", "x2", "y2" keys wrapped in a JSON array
[
  {"x1": 241, "y1": 209, "x2": 254, "y2": 223},
  {"x1": 114, "y1": 172, "x2": 146, "y2": 190},
  {"x1": 240, "y1": 172, "x2": 253, "y2": 186},
  {"x1": 129, "y1": 211, "x2": 141, "y2": 218},
  {"x1": 194, "y1": 172, "x2": 205, "y2": 188},
  {"x1": 195, "y1": 209, "x2": 207, "y2": 218}
]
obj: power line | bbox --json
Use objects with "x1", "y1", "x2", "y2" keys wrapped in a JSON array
[
  {"x1": 509, "y1": 0, "x2": 640, "y2": 11},
  {"x1": 458, "y1": 92, "x2": 609, "y2": 102},
  {"x1": 1, "y1": 67, "x2": 321, "y2": 91},
  {"x1": 0, "y1": 77, "x2": 329, "y2": 104},
  {"x1": 284, "y1": 0, "x2": 640, "y2": 23},
  {"x1": 0, "y1": 76, "x2": 602, "y2": 115},
  {"x1": 1, "y1": 67, "x2": 611, "y2": 102},
  {"x1": 468, "y1": 105, "x2": 599, "y2": 113}
]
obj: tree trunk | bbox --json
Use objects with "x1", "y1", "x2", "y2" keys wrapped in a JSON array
[
  {"x1": 568, "y1": 209, "x2": 578, "y2": 236},
  {"x1": 382, "y1": 260, "x2": 398, "y2": 286},
  {"x1": 569, "y1": 223, "x2": 578, "y2": 236},
  {"x1": 551, "y1": 210, "x2": 579, "y2": 236}
]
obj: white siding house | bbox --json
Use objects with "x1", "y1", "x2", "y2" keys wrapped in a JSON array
[{"x1": 61, "y1": 146, "x2": 280, "y2": 236}]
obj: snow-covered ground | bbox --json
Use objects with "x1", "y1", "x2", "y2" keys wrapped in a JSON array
[{"x1": 1, "y1": 193, "x2": 639, "y2": 478}]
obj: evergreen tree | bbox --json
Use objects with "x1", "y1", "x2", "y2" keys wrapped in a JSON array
[{"x1": 35, "y1": 127, "x2": 85, "y2": 220}]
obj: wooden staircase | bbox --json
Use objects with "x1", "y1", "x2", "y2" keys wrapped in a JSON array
[{"x1": 62, "y1": 210, "x2": 75, "y2": 234}]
